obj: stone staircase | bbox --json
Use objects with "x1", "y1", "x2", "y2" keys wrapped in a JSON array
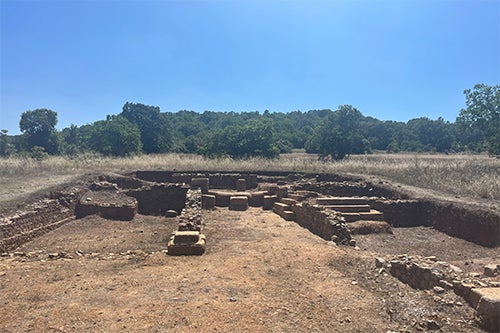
[{"x1": 315, "y1": 197, "x2": 391, "y2": 234}]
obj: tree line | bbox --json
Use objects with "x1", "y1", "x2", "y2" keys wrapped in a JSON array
[{"x1": 1, "y1": 84, "x2": 499, "y2": 159}]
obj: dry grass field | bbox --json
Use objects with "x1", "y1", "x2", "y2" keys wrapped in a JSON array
[{"x1": 1, "y1": 152, "x2": 498, "y2": 205}]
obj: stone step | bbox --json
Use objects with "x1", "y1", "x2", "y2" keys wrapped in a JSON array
[
  {"x1": 273, "y1": 208, "x2": 296, "y2": 221},
  {"x1": 316, "y1": 197, "x2": 368, "y2": 206},
  {"x1": 288, "y1": 193, "x2": 306, "y2": 201},
  {"x1": 273, "y1": 202, "x2": 290, "y2": 213},
  {"x1": 280, "y1": 198, "x2": 298, "y2": 206},
  {"x1": 341, "y1": 209, "x2": 385, "y2": 222},
  {"x1": 322, "y1": 204, "x2": 371, "y2": 213}
]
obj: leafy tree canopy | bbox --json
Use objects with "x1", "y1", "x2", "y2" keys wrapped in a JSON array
[
  {"x1": 456, "y1": 84, "x2": 500, "y2": 155},
  {"x1": 120, "y1": 102, "x2": 172, "y2": 154},
  {"x1": 313, "y1": 105, "x2": 370, "y2": 160},
  {"x1": 87, "y1": 115, "x2": 142, "y2": 156},
  {"x1": 19, "y1": 108, "x2": 60, "y2": 154}
]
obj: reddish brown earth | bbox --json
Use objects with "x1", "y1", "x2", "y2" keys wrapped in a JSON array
[{"x1": 1, "y1": 205, "x2": 497, "y2": 332}]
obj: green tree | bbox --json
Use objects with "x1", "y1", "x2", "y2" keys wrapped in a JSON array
[
  {"x1": 120, "y1": 102, "x2": 172, "y2": 153},
  {"x1": 0, "y1": 130, "x2": 16, "y2": 156},
  {"x1": 201, "y1": 119, "x2": 279, "y2": 159},
  {"x1": 456, "y1": 84, "x2": 500, "y2": 155},
  {"x1": 87, "y1": 115, "x2": 142, "y2": 156},
  {"x1": 407, "y1": 117, "x2": 454, "y2": 153},
  {"x1": 313, "y1": 105, "x2": 368, "y2": 160},
  {"x1": 19, "y1": 108, "x2": 60, "y2": 154}
]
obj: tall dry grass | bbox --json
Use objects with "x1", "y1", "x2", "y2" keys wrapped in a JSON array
[{"x1": 1, "y1": 152, "x2": 498, "y2": 201}]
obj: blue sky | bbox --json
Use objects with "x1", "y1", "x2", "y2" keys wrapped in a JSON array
[{"x1": 1, "y1": 0, "x2": 499, "y2": 135}]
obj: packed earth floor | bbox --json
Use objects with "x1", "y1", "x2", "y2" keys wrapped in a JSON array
[{"x1": 0, "y1": 206, "x2": 498, "y2": 333}]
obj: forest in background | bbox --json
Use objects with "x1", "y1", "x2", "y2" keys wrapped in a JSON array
[{"x1": 1, "y1": 84, "x2": 499, "y2": 159}]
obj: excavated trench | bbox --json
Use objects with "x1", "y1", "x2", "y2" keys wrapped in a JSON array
[
  {"x1": 1, "y1": 170, "x2": 498, "y2": 253},
  {"x1": 1, "y1": 170, "x2": 499, "y2": 331}
]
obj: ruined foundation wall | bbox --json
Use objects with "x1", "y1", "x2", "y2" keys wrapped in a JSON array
[
  {"x1": 0, "y1": 193, "x2": 81, "y2": 252},
  {"x1": 134, "y1": 171, "x2": 259, "y2": 190},
  {"x1": 178, "y1": 189, "x2": 202, "y2": 231},
  {"x1": 369, "y1": 199, "x2": 427, "y2": 227},
  {"x1": 126, "y1": 185, "x2": 188, "y2": 216},
  {"x1": 291, "y1": 203, "x2": 352, "y2": 244}
]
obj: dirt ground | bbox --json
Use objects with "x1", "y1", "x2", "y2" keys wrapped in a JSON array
[{"x1": 1, "y1": 205, "x2": 497, "y2": 333}]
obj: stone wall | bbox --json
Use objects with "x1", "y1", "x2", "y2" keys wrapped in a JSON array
[
  {"x1": 178, "y1": 189, "x2": 202, "y2": 231},
  {"x1": 291, "y1": 203, "x2": 352, "y2": 245},
  {"x1": 126, "y1": 184, "x2": 188, "y2": 216},
  {"x1": 0, "y1": 192, "x2": 81, "y2": 252},
  {"x1": 369, "y1": 199, "x2": 426, "y2": 227},
  {"x1": 133, "y1": 171, "x2": 259, "y2": 190}
]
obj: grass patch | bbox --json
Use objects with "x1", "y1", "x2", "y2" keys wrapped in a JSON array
[{"x1": 1, "y1": 152, "x2": 498, "y2": 201}]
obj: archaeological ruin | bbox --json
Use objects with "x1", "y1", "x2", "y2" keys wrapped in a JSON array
[{"x1": 0, "y1": 170, "x2": 499, "y2": 331}]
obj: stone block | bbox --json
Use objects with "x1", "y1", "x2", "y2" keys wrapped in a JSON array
[
  {"x1": 167, "y1": 231, "x2": 206, "y2": 256},
  {"x1": 273, "y1": 202, "x2": 290, "y2": 213},
  {"x1": 236, "y1": 179, "x2": 246, "y2": 192},
  {"x1": 191, "y1": 178, "x2": 209, "y2": 194},
  {"x1": 230, "y1": 196, "x2": 248, "y2": 211},
  {"x1": 484, "y1": 264, "x2": 499, "y2": 277},
  {"x1": 249, "y1": 191, "x2": 267, "y2": 207},
  {"x1": 472, "y1": 287, "x2": 500, "y2": 332},
  {"x1": 263, "y1": 195, "x2": 278, "y2": 210},
  {"x1": 172, "y1": 231, "x2": 201, "y2": 244},
  {"x1": 209, "y1": 191, "x2": 233, "y2": 207},
  {"x1": 202, "y1": 194, "x2": 216, "y2": 209}
]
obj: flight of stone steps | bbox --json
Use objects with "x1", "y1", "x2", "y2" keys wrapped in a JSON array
[
  {"x1": 272, "y1": 192, "x2": 391, "y2": 234},
  {"x1": 315, "y1": 197, "x2": 385, "y2": 222}
]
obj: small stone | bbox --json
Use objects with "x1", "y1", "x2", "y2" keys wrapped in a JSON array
[
  {"x1": 229, "y1": 297, "x2": 237, "y2": 302},
  {"x1": 13, "y1": 252, "x2": 26, "y2": 257},
  {"x1": 484, "y1": 264, "x2": 499, "y2": 277},
  {"x1": 426, "y1": 320, "x2": 440, "y2": 330},
  {"x1": 165, "y1": 210, "x2": 178, "y2": 217},
  {"x1": 375, "y1": 257, "x2": 386, "y2": 268},
  {"x1": 433, "y1": 286, "x2": 445, "y2": 294},
  {"x1": 48, "y1": 253, "x2": 60, "y2": 259}
]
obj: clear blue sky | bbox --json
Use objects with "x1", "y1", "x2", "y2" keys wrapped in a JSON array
[{"x1": 1, "y1": 0, "x2": 499, "y2": 135}]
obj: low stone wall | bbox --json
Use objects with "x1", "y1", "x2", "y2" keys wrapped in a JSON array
[
  {"x1": 369, "y1": 199, "x2": 426, "y2": 227},
  {"x1": 297, "y1": 180, "x2": 404, "y2": 200},
  {"x1": 75, "y1": 191, "x2": 138, "y2": 221},
  {"x1": 291, "y1": 203, "x2": 352, "y2": 245},
  {"x1": 178, "y1": 189, "x2": 202, "y2": 231},
  {"x1": 133, "y1": 171, "x2": 259, "y2": 190},
  {"x1": 126, "y1": 184, "x2": 188, "y2": 216},
  {"x1": 0, "y1": 192, "x2": 81, "y2": 252},
  {"x1": 387, "y1": 255, "x2": 500, "y2": 332}
]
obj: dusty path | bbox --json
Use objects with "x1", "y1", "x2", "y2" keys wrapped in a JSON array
[{"x1": 0, "y1": 207, "x2": 485, "y2": 332}]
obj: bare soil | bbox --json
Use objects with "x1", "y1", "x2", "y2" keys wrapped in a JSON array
[
  {"x1": 1, "y1": 206, "x2": 497, "y2": 332},
  {"x1": 1, "y1": 169, "x2": 499, "y2": 332}
]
